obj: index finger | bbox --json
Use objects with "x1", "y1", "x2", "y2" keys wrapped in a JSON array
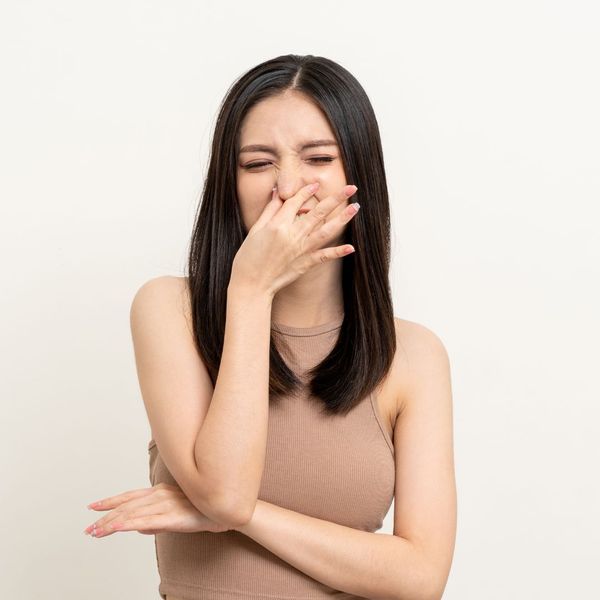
[
  {"x1": 87, "y1": 487, "x2": 153, "y2": 510},
  {"x1": 277, "y1": 181, "x2": 320, "y2": 221}
]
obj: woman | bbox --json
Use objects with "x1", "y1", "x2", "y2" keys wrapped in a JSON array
[{"x1": 84, "y1": 54, "x2": 457, "y2": 600}]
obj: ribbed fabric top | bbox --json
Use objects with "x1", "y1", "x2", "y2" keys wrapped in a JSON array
[{"x1": 148, "y1": 313, "x2": 395, "y2": 599}]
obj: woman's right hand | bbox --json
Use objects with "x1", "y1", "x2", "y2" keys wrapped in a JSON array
[{"x1": 230, "y1": 181, "x2": 360, "y2": 297}]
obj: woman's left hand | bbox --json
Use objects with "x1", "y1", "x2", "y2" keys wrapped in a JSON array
[{"x1": 84, "y1": 482, "x2": 232, "y2": 538}]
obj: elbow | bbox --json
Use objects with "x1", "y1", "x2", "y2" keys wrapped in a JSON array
[
  {"x1": 226, "y1": 496, "x2": 257, "y2": 528},
  {"x1": 227, "y1": 506, "x2": 254, "y2": 529},
  {"x1": 217, "y1": 504, "x2": 254, "y2": 530},
  {"x1": 183, "y1": 483, "x2": 249, "y2": 530},
  {"x1": 192, "y1": 465, "x2": 257, "y2": 529},
  {"x1": 217, "y1": 509, "x2": 250, "y2": 530},
  {"x1": 190, "y1": 496, "x2": 247, "y2": 530},
  {"x1": 210, "y1": 490, "x2": 256, "y2": 529}
]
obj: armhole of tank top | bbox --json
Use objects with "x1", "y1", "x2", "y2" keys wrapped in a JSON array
[{"x1": 369, "y1": 391, "x2": 395, "y2": 458}]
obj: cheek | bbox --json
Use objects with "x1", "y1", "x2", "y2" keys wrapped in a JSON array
[
  {"x1": 236, "y1": 173, "x2": 272, "y2": 228},
  {"x1": 237, "y1": 173, "x2": 261, "y2": 209},
  {"x1": 321, "y1": 168, "x2": 351, "y2": 211}
]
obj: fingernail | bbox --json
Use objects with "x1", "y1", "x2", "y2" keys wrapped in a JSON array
[
  {"x1": 344, "y1": 185, "x2": 358, "y2": 197},
  {"x1": 308, "y1": 182, "x2": 320, "y2": 193}
]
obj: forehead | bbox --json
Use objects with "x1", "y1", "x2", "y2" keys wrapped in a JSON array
[{"x1": 239, "y1": 91, "x2": 335, "y2": 144}]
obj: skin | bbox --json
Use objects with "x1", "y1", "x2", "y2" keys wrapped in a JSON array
[
  {"x1": 83, "y1": 91, "x2": 455, "y2": 600},
  {"x1": 83, "y1": 89, "x2": 365, "y2": 540},
  {"x1": 236, "y1": 89, "x2": 355, "y2": 328}
]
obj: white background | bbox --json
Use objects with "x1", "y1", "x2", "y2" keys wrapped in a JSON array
[{"x1": 1, "y1": 1, "x2": 598, "y2": 598}]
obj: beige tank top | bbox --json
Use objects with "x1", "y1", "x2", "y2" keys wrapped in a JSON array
[{"x1": 148, "y1": 313, "x2": 395, "y2": 599}]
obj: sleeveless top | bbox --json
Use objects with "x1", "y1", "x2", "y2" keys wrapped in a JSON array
[{"x1": 147, "y1": 313, "x2": 396, "y2": 599}]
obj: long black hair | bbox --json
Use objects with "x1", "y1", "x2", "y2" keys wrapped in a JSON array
[{"x1": 187, "y1": 54, "x2": 395, "y2": 417}]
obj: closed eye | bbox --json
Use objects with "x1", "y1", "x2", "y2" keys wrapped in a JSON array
[{"x1": 242, "y1": 157, "x2": 336, "y2": 170}]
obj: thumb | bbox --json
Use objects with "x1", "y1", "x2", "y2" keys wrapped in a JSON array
[{"x1": 250, "y1": 186, "x2": 283, "y2": 231}]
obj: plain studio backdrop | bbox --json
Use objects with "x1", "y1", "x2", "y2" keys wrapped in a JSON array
[{"x1": 1, "y1": 1, "x2": 598, "y2": 598}]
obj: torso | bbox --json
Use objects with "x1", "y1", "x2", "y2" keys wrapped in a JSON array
[
  {"x1": 160, "y1": 280, "x2": 406, "y2": 600},
  {"x1": 168, "y1": 275, "x2": 402, "y2": 445}
]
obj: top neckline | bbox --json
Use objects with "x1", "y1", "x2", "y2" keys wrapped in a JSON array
[{"x1": 270, "y1": 313, "x2": 344, "y2": 337}]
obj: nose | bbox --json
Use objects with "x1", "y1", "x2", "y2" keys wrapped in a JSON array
[{"x1": 274, "y1": 167, "x2": 309, "y2": 201}]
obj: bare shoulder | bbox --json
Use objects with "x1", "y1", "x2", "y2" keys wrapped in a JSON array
[
  {"x1": 131, "y1": 275, "x2": 191, "y2": 323},
  {"x1": 132, "y1": 274, "x2": 188, "y2": 298},
  {"x1": 392, "y1": 317, "x2": 452, "y2": 417}
]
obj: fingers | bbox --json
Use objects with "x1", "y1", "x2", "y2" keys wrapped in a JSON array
[
  {"x1": 86, "y1": 514, "x2": 166, "y2": 538},
  {"x1": 296, "y1": 184, "x2": 358, "y2": 234},
  {"x1": 84, "y1": 500, "x2": 167, "y2": 538},
  {"x1": 87, "y1": 487, "x2": 154, "y2": 511},
  {"x1": 306, "y1": 243, "x2": 356, "y2": 267},
  {"x1": 251, "y1": 186, "x2": 283, "y2": 231},
  {"x1": 277, "y1": 181, "x2": 321, "y2": 221},
  {"x1": 298, "y1": 188, "x2": 360, "y2": 259},
  {"x1": 85, "y1": 488, "x2": 170, "y2": 537},
  {"x1": 299, "y1": 185, "x2": 360, "y2": 264}
]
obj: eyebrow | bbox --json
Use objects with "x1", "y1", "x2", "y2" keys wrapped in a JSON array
[{"x1": 238, "y1": 139, "x2": 338, "y2": 155}]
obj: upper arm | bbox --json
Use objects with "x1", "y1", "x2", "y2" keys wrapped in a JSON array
[
  {"x1": 391, "y1": 318, "x2": 457, "y2": 599},
  {"x1": 130, "y1": 276, "x2": 234, "y2": 525}
]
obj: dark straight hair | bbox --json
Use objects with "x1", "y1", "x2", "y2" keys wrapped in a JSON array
[{"x1": 187, "y1": 54, "x2": 396, "y2": 417}]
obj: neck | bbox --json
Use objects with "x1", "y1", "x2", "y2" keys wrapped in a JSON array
[{"x1": 270, "y1": 261, "x2": 344, "y2": 328}]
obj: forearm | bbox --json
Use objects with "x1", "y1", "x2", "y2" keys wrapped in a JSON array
[
  {"x1": 234, "y1": 500, "x2": 435, "y2": 600},
  {"x1": 193, "y1": 279, "x2": 273, "y2": 522}
]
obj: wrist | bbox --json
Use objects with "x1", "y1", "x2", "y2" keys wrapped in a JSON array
[{"x1": 227, "y1": 278, "x2": 275, "y2": 303}]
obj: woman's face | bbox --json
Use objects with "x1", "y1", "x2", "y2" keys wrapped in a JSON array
[{"x1": 236, "y1": 90, "x2": 351, "y2": 242}]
